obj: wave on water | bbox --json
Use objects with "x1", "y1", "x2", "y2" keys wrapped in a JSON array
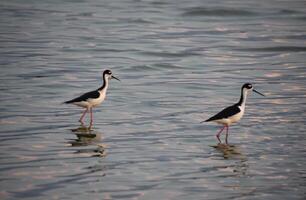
[
  {"x1": 140, "y1": 50, "x2": 202, "y2": 58},
  {"x1": 181, "y1": 7, "x2": 303, "y2": 17},
  {"x1": 236, "y1": 46, "x2": 306, "y2": 52},
  {"x1": 182, "y1": 7, "x2": 257, "y2": 17}
]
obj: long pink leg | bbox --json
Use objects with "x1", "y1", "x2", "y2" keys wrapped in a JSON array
[
  {"x1": 225, "y1": 125, "x2": 229, "y2": 144},
  {"x1": 89, "y1": 107, "x2": 93, "y2": 127},
  {"x1": 216, "y1": 126, "x2": 226, "y2": 144},
  {"x1": 79, "y1": 108, "x2": 88, "y2": 124}
]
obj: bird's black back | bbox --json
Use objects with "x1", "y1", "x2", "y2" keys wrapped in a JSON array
[
  {"x1": 65, "y1": 90, "x2": 100, "y2": 104},
  {"x1": 205, "y1": 103, "x2": 241, "y2": 122}
]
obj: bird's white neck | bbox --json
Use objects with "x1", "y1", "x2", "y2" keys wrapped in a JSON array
[
  {"x1": 238, "y1": 88, "x2": 248, "y2": 107},
  {"x1": 98, "y1": 75, "x2": 109, "y2": 92}
]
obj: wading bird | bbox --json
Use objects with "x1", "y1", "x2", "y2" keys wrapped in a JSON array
[
  {"x1": 65, "y1": 69, "x2": 120, "y2": 127},
  {"x1": 203, "y1": 83, "x2": 265, "y2": 144}
]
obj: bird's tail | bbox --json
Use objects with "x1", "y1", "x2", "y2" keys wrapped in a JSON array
[
  {"x1": 64, "y1": 100, "x2": 73, "y2": 104},
  {"x1": 200, "y1": 118, "x2": 212, "y2": 123}
]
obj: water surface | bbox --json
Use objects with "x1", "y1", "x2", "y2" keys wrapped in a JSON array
[{"x1": 0, "y1": 0, "x2": 306, "y2": 199}]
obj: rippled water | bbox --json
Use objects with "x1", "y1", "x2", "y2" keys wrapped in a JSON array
[{"x1": 1, "y1": 0, "x2": 306, "y2": 199}]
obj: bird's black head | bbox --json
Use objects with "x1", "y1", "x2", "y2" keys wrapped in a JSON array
[
  {"x1": 242, "y1": 83, "x2": 265, "y2": 96},
  {"x1": 103, "y1": 69, "x2": 112, "y2": 76},
  {"x1": 242, "y1": 83, "x2": 253, "y2": 90},
  {"x1": 103, "y1": 69, "x2": 120, "y2": 81}
]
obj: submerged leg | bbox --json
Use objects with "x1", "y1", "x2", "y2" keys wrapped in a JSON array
[
  {"x1": 89, "y1": 107, "x2": 93, "y2": 127},
  {"x1": 216, "y1": 126, "x2": 226, "y2": 144},
  {"x1": 79, "y1": 108, "x2": 88, "y2": 124},
  {"x1": 225, "y1": 125, "x2": 229, "y2": 144}
]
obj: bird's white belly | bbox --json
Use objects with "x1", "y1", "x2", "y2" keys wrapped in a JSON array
[
  {"x1": 73, "y1": 92, "x2": 106, "y2": 108},
  {"x1": 215, "y1": 110, "x2": 244, "y2": 125},
  {"x1": 88, "y1": 94, "x2": 105, "y2": 107},
  {"x1": 73, "y1": 101, "x2": 89, "y2": 108},
  {"x1": 228, "y1": 111, "x2": 244, "y2": 124},
  {"x1": 89, "y1": 92, "x2": 106, "y2": 107}
]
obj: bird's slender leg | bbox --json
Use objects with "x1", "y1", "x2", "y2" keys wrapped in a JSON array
[
  {"x1": 216, "y1": 126, "x2": 226, "y2": 144},
  {"x1": 79, "y1": 108, "x2": 88, "y2": 124},
  {"x1": 225, "y1": 125, "x2": 229, "y2": 144},
  {"x1": 89, "y1": 107, "x2": 93, "y2": 127}
]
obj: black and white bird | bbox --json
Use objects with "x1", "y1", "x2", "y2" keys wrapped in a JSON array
[
  {"x1": 203, "y1": 83, "x2": 265, "y2": 144},
  {"x1": 65, "y1": 69, "x2": 120, "y2": 127}
]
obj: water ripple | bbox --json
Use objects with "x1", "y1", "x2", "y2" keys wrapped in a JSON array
[
  {"x1": 1, "y1": 0, "x2": 306, "y2": 199},
  {"x1": 182, "y1": 7, "x2": 258, "y2": 17}
]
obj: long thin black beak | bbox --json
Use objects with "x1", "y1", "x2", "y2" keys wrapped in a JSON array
[
  {"x1": 253, "y1": 89, "x2": 265, "y2": 96},
  {"x1": 112, "y1": 75, "x2": 120, "y2": 81}
]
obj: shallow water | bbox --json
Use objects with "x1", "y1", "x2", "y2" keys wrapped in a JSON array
[{"x1": 1, "y1": 0, "x2": 306, "y2": 199}]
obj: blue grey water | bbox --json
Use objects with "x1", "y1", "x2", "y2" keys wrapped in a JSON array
[{"x1": 0, "y1": 0, "x2": 306, "y2": 199}]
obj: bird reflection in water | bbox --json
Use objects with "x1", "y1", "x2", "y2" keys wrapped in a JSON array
[
  {"x1": 211, "y1": 144, "x2": 241, "y2": 159},
  {"x1": 211, "y1": 144, "x2": 248, "y2": 176},
  {"x1": 68, "y1": 125, "x2": 106, "y2": 157}
]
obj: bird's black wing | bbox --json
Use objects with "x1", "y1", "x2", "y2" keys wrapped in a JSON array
[
  {"x1": 205, "y1": 104, "x2": 241, "y2": 122},
  {"x1": 65, "y1": 90, "x2": 100, "y2": 104}
]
